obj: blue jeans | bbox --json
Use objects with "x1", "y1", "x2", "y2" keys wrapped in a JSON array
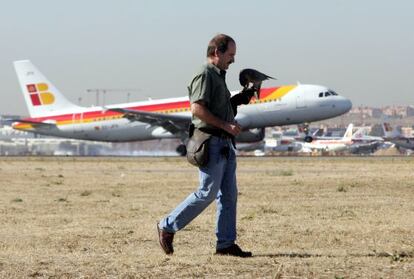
[{"x1": 159, "y1": 136, "x2": 238, "y2": 249}]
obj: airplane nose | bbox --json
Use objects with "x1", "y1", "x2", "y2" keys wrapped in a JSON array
[{"x1": 343, "y1": 98, "x2": 352, "y2": 112}]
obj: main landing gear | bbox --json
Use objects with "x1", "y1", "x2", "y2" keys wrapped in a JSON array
[{"x1": 176, "y1": 144, "x2": 187, "y2": 156}]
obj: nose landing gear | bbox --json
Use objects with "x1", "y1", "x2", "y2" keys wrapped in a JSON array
[
  {"x1": 304, "y1": 135, "x2": 313, "y2": 143},
  {"x1": 300, "y1": 123, "x2": 313, "y2": 143}
]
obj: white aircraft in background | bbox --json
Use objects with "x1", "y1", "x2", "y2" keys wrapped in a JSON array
[
  {"x1": 352, "y1": 127, "x2": 384, "y2": 142},
  {"x1": 346, "y1": 126, "x2": 384, "y2": 154},
  {"x1": 382, "y1": 122, "x2": 414, "y2": 150},
  {"x1": 300, "y1": 123, "x2": 354, "y2": 152},
  {"x1": 264, "y1": 129, "x2": 319, "y2": 153},
  {"x1": 11, "y1": 60, "x2": 352, "y2": 155}
]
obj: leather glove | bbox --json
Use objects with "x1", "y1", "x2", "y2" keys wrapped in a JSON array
[
  {"x1": 230, "y1": 87, "x2": 257, "y2": 116},
  {"x1": 240, "y1": 87, "x2": 256, "y2": 100}
]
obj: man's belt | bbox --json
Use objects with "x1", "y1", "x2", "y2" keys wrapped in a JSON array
[{"x1": 198, "y1": 127, "x2": 232, "y2": 139}]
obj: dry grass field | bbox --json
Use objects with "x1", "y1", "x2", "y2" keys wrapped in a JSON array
[{"x1": 0, "y1": 156, "x2": 413, "y2": 278}]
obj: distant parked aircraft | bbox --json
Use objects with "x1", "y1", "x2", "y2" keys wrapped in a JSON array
[
  {"x1": 347, "y1": 127, "x2": 384, "y2": 154},
  {"x1": 382, "y1": 123, "x2": 414, "y2": 150},
  {"x1": 300, "y1": 124, "x2": 354, "y2": 152}
]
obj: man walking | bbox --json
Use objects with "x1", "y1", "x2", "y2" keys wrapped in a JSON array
[{"x1": 157, "y1": 34, "x2": 252, "y2": 257}]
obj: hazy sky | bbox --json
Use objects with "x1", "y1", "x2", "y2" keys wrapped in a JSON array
[{"x1": 1, "y1": 0, "x2": 413, "y2": 116}]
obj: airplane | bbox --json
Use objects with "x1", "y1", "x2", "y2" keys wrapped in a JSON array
[
  {"x1": 300, "y1": 123, "x2": 354, "y2": 152},
  {"x1": 264, "y1": 128, "x2": 319, "y2": 153},
  {"x1": 11, "y1": 60, "x2": 352, "y2": 155},
  {"x1": 265, "y1": 137, "x2": 303, "y2": 153},
  {"x1": 352, "y1": 126, "x2": 384, "y2": 142},
  {"x1": 381, "y1": 122, "x2": 414, "y2": 150},
  {"x1": 347, "y1": 126, "x2": 384, "y2": 154}
]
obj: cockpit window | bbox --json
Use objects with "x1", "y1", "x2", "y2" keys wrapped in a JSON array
[{"x1": 320, "y1": 90, "x2": 339, "y2": 97}]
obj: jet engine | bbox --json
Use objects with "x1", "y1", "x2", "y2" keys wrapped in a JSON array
[{"x1": 235, "y1": 128, "x2": 265, "y2": 143}]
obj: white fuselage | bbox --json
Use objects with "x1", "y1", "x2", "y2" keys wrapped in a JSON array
[{"x1": 14, "y1": 84, "x2": 352, "y2": 142}]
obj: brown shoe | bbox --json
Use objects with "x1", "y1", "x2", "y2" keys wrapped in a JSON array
[
  {"x1": 157, "y1": 223, "x2": 174, "y2": 255},
  {"x1": 215, "y1": 244, "x2": 252, "y2": 258}
]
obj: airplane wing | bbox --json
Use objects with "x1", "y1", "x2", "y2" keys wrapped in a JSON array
[{"x1": 109, "y1": 108, "x2": 191, "y2": 135}]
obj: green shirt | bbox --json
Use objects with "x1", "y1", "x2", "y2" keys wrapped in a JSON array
[{"x1": 188, "y1": 63, "x2": 235, "y2": 129}]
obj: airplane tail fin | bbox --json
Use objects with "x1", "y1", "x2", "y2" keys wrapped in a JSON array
[
  {"x1": 342, "y1": 123, "x2": 354, "y2": 140},
  {"x1": 14, "y1": 60, "x2": 81, "y2": 117},
  {"x1": 382, "y1": 122, "x2": 400, "y2": 138},
  {"x1": 353, "y1": 127, "x2": 367, "y2": 139}
]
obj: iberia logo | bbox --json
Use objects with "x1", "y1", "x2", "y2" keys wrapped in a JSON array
[{"x1": 26, "y1": 83, "x2": 55, "y2": 106}]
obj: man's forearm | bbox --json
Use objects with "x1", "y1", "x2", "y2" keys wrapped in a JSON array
[
  {"x1": 191, "y1": 102, "x2": 241, "y2": 136},
  {"x1": 191, "y1": 103, "x2": 226, "y2": 130}
]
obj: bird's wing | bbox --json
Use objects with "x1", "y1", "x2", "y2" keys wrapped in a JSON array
[
  {"x1": 240, "y1": 68, "x2": 276, "y2": 84},
  {"x1": 263, "y1": 73, "x2": 276, "y2": 80},
  {"x1": 109, "y1": 108, "x2": 191, "y2": 136},
  {"x1": 256, "y1": 71, "x2": 276, "y2": 81}
]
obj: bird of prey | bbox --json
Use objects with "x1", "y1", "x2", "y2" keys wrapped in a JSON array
[{"x1": 239, "y1": 68, "x2": 275, "y2": 99}]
